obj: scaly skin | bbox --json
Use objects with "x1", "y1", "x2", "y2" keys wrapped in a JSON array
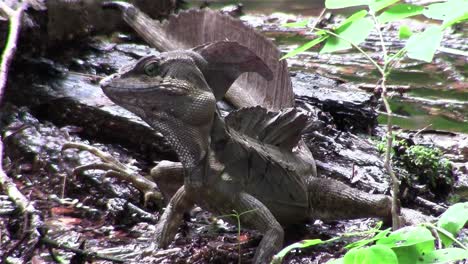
[{"x1": 99, "y1": 41, "x2": 395, "y2": 263}]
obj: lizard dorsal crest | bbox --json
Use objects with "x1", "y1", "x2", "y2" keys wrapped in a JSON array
[
  {"x1": 192, "y1": 41, "x2": 273, "y2": 101},
  {"x1": 225, "y1": 106, "x2": 308, "y2": 150}
]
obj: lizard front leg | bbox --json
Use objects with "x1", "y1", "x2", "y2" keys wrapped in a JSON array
[
  {"x1": 232, "y1": 192, "x2": 285, "y2": 264},
  {"x1": 155, "y1": 185, "x2": 194, "y2": 248}
]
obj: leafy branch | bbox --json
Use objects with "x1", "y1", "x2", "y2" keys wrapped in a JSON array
[
  {"x1": 272, "y1": 202, "x2": 468, "y2": 264},
  {"x1": 281, "y1": 0, "x2": 467, "y2": 231}
]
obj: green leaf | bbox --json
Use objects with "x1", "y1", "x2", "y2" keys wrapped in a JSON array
[
  {"x1": 272, "y1": 238, "x2": 326, "y2": 263},
  {"x1": 437, "y1": 202, "x2": 468, "y2": 247},
  {"x1": 417, "y1": 248, "x2": 468, "y2": 264},
  {"x1": 345, "y1": 228, "x2": 392, "y2": 250},
  {"x1": 280, "y1": 36, "x2": 327, "y2": 59},
  {"x1": 399, "y1": 25, "x2": 413, "y2": 39},
  {"x1": 378, "y1": 4, "x2": 424, "y2": 23},
  {"x1": 283, "y1": 19, "x2": 309, "y2": 28},
  {"x1": 377, "y1": 226, "x2": 435, "y2": 248},
  {"x1": 377, "y1": 226, "x2": 435, "y2": 264},
  {"x1": 442, "y1": 12, "x2": 468, "y2": 29},
  {"x1": 325, "y1": 0, "x2": 371, "y2": 9},
  {"x1": 344, "y1": 245, "x2": 398, "y2": 264},
  {"x1": 423, "y1": 0, "x2": 468, "y2": 24},
  {"x1": 336, "y1": 10, "x2": 368, "y2": 29},
  {"x1": 406, "y1": 26, "x2": 443, "y2": 62},
  {"x1": 320, "y1": 17, "x2": 374, "y2": 53},
  {"x1": 369, "y1": 0, "x2": 400, "y2": 13}
]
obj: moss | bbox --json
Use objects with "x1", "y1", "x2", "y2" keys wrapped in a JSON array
[{"x1": 376, "y1": 136, "x2": 454, "y2": 198}]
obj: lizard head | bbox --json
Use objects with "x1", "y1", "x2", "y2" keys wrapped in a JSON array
[{"x1": 100, "y1": 51, "x2": 216, "y2": 128}]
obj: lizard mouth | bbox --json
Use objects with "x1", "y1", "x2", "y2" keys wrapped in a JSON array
[{"x1": 101, "y1": 74, "x2": 190, "y2": 97}]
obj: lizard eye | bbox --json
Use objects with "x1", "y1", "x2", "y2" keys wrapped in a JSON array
[{"x1": 144, "y1": 63, "x2": 159, "y2": 76}]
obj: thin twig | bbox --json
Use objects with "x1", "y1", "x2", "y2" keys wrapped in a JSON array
[
  {"x1": 413, "y1": 124, "x2": 433, "y2": 137},
  {"x1": 309, "y1": 8, "x2": 327, "y2": 31},
  {"x1": 0, "y1": 4, "x2": 45, "y2": 261},
  {"x1": 0, "y1": 2, "x2": 25, "y2": 104}
]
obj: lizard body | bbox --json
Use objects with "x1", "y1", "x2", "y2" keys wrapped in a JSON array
[{"x1": 99, "y1": 43, "x2": 394, "y2": 263}]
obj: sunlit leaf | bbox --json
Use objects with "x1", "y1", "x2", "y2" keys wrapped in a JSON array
[
  {"x1": 423, "y1": 0, "x2": 468, "y2": 24},
  {"x1": 280, "y1": 36, "x2": 327, "y2": 59},
  {"x1": 369, "y1": 0, "x2": 400, "y2": 12},
  {"x1": 378, "y1": 4, "x2": 424, "y2": 23},
  {"x1": 399, "y1": 25, "x2": 413, "y2": 39},
  {"x1": 320, "y1": 17, "x2": 374, "y2": 53},
  {"x1": 325, "y1": 0, "x2": 371, "y2": 9},
  {"x1": 284, "y1": 19, "x2": 309, "y2": 28},
  {"x1": 344, "y1": 245, "x2": 398, "y2": 264},
  {"x1": 377, "y1": 226, "x2": 435, "y2": 264},
  {"x1": 345, "y1": 228, "x2": 391, "y2": 250},
  {"x1": 437, "y1": 202, "x2": 468, "y2": 247},
  {"x1": 406, "y1": 26, "x2": 443, "y2": 62},
  {"x1": 416, "y1": 248, "x2": 468, "y2": 264},
  {"x1": 442, "y1": 12, "x2": 468, "y2": 29},
  {"x1": 336, "y1": 10, "x2": 368, "y2": 29},
  {"x1": 272, "y1": 239, "x2": 325, "y2": 263},
  {"x1": 377, "y1": 226, "x2": 435, "y2": 248}
]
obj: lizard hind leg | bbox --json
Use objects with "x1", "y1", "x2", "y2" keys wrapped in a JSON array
[{"x1": 307, "y1": 177, "x2": 392, "y2": 222}]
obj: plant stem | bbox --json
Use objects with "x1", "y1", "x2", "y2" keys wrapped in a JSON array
[
  {"x1": 424, "y1": 223, "x2": 468, "y2": 250},
  {"x1": 316, "y1": 11, "x2": 403, "y2": 229},
  {"x1": 369, "y1": 8, "x2": 402, "y2": 230},
  {"x1": 380, "y1": 77, "x2": 401, "y2": 230},
  {"x1": 369, "y1": 9, "x2": 388, "y2": 71},
  {"x1": 316, "y1": 29, "x2": 385, "y2": 76},
  {"x1": 218, "y1": 209, "x2": 256, "y2": 264}
]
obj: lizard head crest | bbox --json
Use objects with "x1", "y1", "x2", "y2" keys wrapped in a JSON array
[{"x1": 191, "y1": 41, "x2": 273, "y2": 100}]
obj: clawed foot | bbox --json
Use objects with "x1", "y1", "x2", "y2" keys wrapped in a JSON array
[{"x1": 62, "y1": 142, "x2": 163, "y2": 206}]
